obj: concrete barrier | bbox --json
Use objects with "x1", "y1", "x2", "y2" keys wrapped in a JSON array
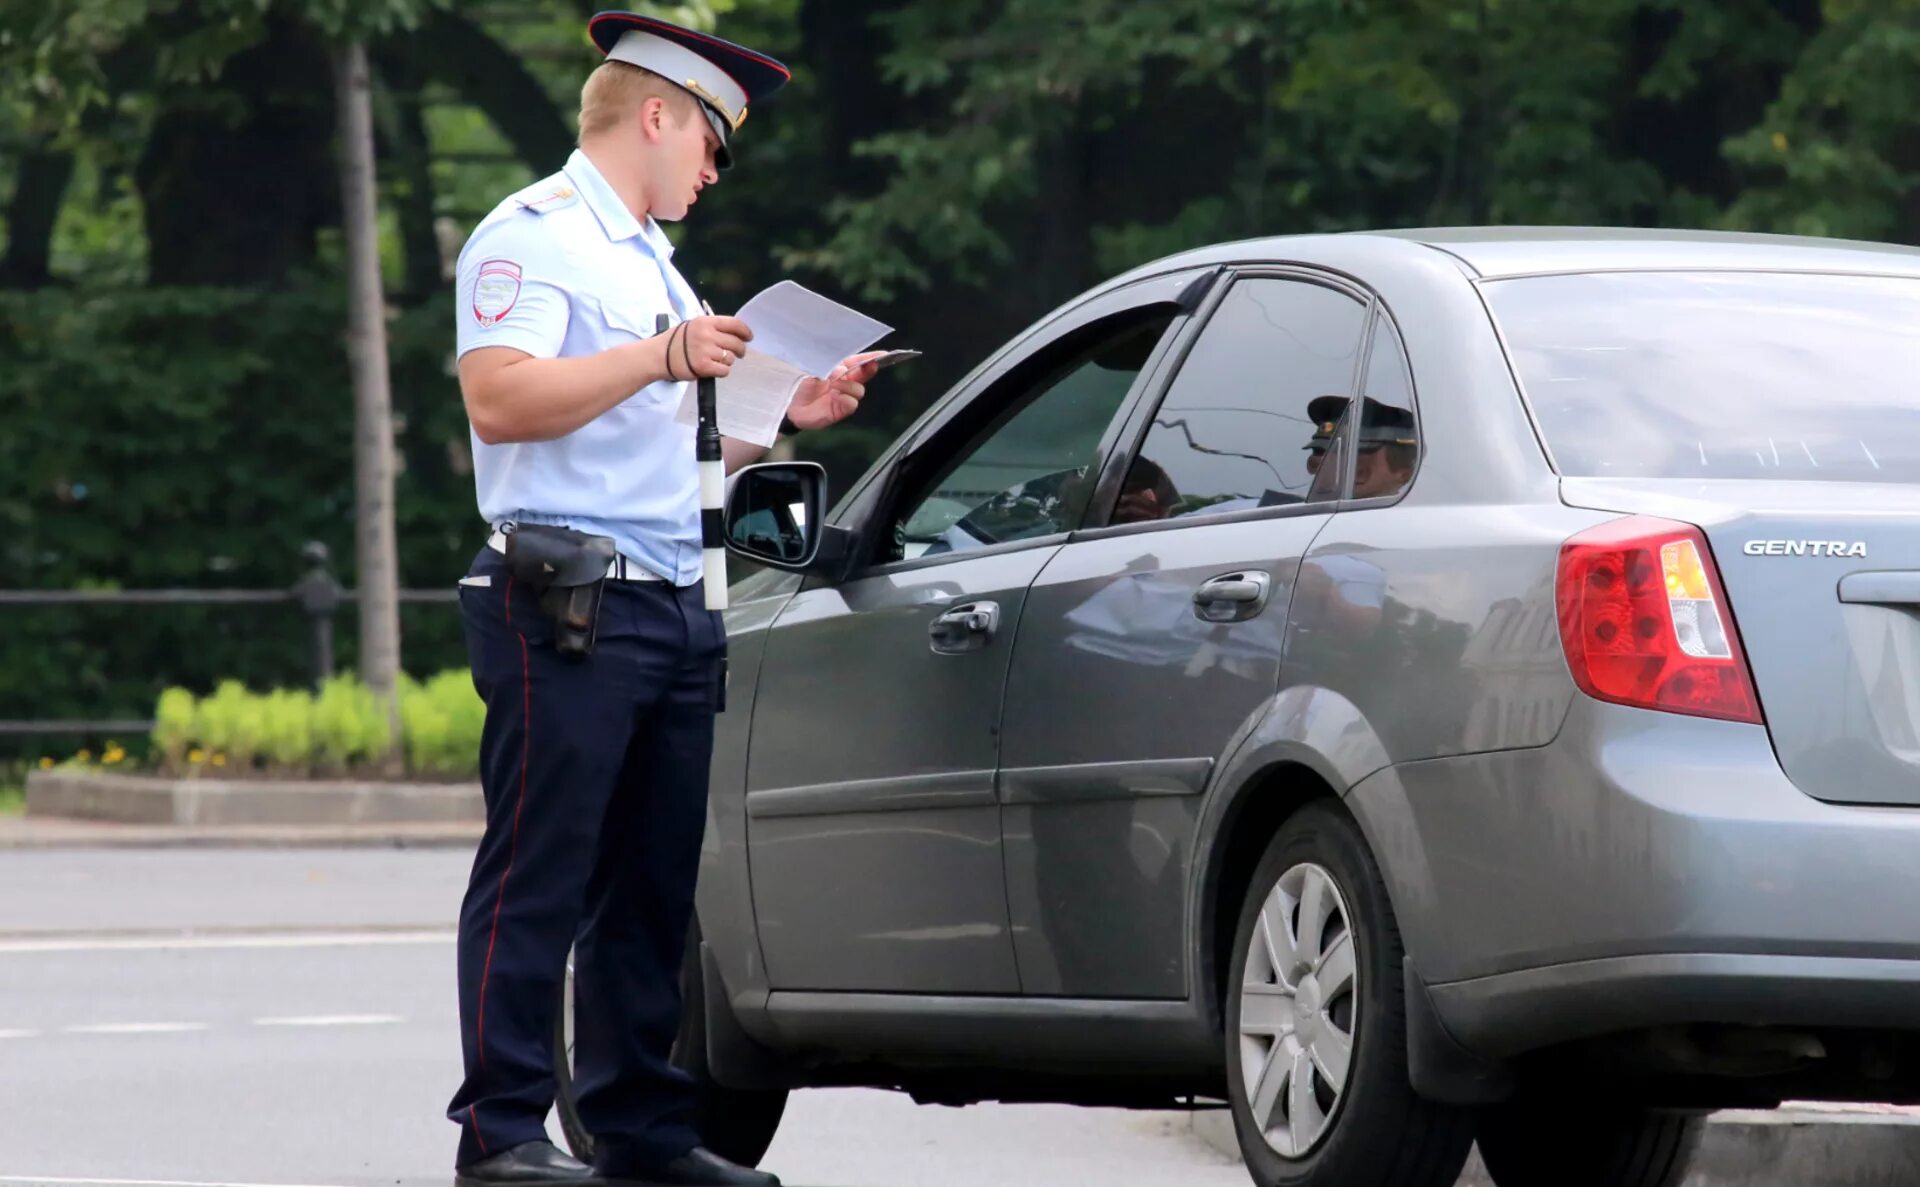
[{"x1": 25, "y1": 769, "x2": 482, "y2": 827}]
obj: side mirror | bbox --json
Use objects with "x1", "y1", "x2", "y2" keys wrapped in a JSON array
[{"x1": 724, "y1": 461, "x2": 830, "y2": 571}]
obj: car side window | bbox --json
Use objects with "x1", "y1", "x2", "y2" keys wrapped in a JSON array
[
  {"x1": 888, "y1": 311, "x2": 1177, "y2": 562},
  {"x1": 1345, "y1": 314, "x2": 1420, "y2": 502},
  {"x1": 1108, "y1": 278, "x2": 1367, "y2": 526}
]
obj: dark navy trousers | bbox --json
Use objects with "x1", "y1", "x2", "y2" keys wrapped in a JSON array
[{"x1": 447, "y1": 546, "x2": 724, "y2": 1174}]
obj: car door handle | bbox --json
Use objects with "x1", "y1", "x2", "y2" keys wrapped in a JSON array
[
  {"x1": 1193, "y1": 571, "x2": 1272, "y2": 623},
  {"x1": 929, "y1": 600, "x2": 1000, "y2": 653}
]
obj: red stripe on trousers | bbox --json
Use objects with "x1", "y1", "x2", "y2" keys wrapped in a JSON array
[{"x1": 475, "y1": 575, "x2": 531, "y2": 1077}]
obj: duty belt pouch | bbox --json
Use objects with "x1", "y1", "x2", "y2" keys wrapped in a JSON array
[{"x1": 502, "y1": 524, "x2": 616, "y2": 658}]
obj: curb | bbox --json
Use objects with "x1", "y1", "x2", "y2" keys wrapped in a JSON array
[
  {"x1": 24, "y1": 768, "x2": 482, "y2": 827},
  {"x1": 0, "y1": 815, "x2": 481, "y2": 850},
  {"x1": 1188, "y1": 1105, "x2": 1920, "y2": 1186}
]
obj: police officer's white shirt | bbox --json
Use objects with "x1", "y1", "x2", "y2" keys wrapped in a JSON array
[{"x1": 455, "y1": 148, "x2": 704, "y2": 586}]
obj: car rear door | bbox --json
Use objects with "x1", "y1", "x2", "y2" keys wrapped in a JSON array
[
  {"x1": 744, "y1": 276, "x2": 1198, "y2": 994},
  {"x1": 997, "y1": 270, "x2": 1374, "y2": 998}
]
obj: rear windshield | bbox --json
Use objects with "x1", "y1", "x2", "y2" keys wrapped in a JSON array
[{"x1": 1484, "y1": 270, "x2": 1920, "y2": 482}]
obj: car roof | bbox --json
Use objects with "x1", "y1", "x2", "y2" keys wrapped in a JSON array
[
  {"x1": 1115, "y1": 225, "x2": 1920, "y2": 285},
  {"x1": 1382, "y1": 226, "x2": 1920, "y2": 278}
]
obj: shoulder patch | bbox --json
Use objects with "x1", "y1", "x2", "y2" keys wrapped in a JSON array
[
  {"x1": 472, "y1": 259, "x2": 523, "y2": 327},
  {"x1": 515, "y1": 184, "x2": 579, "y2": 215}
]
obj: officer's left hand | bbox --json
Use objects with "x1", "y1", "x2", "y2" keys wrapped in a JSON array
[{"x1": 786, "y1": 351, "x2": 888, "y2": 431}]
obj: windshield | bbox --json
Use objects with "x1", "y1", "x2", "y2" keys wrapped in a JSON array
[{"x1": 1484, "y1": 270, "x2": 1920, "y2": 482}]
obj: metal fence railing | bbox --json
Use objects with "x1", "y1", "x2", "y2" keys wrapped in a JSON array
[{"x1": 0, "y1": 542, "x2": 457, "y2": 737}]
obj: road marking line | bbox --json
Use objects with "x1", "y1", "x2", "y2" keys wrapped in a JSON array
[
  {"x1": 0, "y1": 1028, "x2": 39, "y2": 1039},
  {"x1": 0, "y1": 1177, "x2": 354, "y2": 1187},
  {"x1": 0, "y1": 930, "x2": 454, "y2": 955},
  {"x1": 252, "y1": 1014, "x2": 404, "y2": 1027},
  {"x1": 64, "y1": 1022, "x2": 209, "y2": 1035}
]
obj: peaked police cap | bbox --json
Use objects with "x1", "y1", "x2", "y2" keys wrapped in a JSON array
[{"x1": 588, "y1": 12, "x2": 792, "y2": 170}]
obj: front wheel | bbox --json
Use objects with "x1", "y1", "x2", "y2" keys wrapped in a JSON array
[
  {"x1": 1225, "y1": 802, "x2": 1475, "y2": 1187},
  {"x1": 554, "y1": 924, "x2": 788, "y2": 1168},
  {"x1": 1477, "y1": 1099, "x2": 1702, "y2": 1187}
]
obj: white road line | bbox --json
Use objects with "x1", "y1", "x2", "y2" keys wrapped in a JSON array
[
  {"x1": 252, "y1": 1014, "x2": 403, "y2": 1028},
  {"x1": 0, "y1": 1177, "x2": 354, "y2": 1187},
  {"x1": 0, "y1": 1028, "x2": 39, "y2": 1039},
  {"x1": 63, "y1": 1022, "x2": 209, "y2": 1035},
  {"x1": 0, "y1": 929, "x2": 454, "y2": 955}
]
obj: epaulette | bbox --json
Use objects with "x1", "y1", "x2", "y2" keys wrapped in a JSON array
[{"x1": 512, "y1": 176, "x2": 581, "y2": 216}]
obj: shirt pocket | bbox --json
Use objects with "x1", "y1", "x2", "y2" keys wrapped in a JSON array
[
  {"x1": 592, "y1": 294, "x2": 684, "y2": 409},
  {"x1": 595, "y1": 294, "x2": 670, "y2": 342}
]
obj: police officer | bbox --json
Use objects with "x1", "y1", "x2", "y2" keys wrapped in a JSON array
[
  {"x1": 445, "y1": 13, "x2": 883, "y2": 1187},
  {"x1": 1303, "y1": 394, "x2": 1417, "y2": 499}
]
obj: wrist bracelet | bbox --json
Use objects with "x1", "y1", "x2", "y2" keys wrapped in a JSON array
[
  {"x1": 663, "y1": 325, "x2": 682, "y2": 382},
  {"x1": 680, "y1": 320, "x2": 696, "y2": 381},
  {"x1": 779, "y1": 415, "x2": 802, "y2": 436}
]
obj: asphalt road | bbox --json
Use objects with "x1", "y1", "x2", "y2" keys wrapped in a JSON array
[{"x1": 0, "y1": 848, "x2": 1250, "y2": 1187}]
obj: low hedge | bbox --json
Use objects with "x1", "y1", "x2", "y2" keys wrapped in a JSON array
[{"x1": 118, "y1": 672, "x2": 485, "y2": 780}]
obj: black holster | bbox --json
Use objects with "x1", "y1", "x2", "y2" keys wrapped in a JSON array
[{"x1": 502, "y1": 523, "x2": 616, "y2": 658}]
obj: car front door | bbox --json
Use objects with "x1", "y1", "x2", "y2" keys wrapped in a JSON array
[
  {"x1": 997, "y1": 271, "x2": 1374, "y2": 998},
  {"x1": 745, "y1": 276, "x2": 1198, "y2": 994}
]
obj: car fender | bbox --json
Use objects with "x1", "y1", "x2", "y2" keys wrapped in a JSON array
[
  {"x1": 1186, "y1": 685, "x2": 1440, "y2": 1024},
  {"x1": 697, "y1": 573, "x2": 801, "y2": 1036}
]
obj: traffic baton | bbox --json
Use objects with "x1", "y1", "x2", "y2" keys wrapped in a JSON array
[{"x1": 660, "y1": 312, "x2": 729, "y2": 611}]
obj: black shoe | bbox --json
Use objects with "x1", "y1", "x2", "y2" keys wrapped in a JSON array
[
  {"x1": 456, "y1": 1140, "x2": 601, "y2": 1186},
  {"x1": 601, "y1": 1146, "x2": 779, "y2": 1187}
]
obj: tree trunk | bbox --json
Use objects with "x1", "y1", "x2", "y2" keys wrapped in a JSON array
[
  {"x1": 334, "y1": 41, "x2": 404, "y2": 764},
  {"x1": 138, "y1": 16, "x2": 337, "y2": 285},
  {"x1": 373, "y1": 44, "x2": 445, "y2": 304},
  {"x1": 1, "y1": 150, "x2": 74, "y2": 288},
  {"x1": 419, "y1": 10, "x2": 575, "y2": 172}
]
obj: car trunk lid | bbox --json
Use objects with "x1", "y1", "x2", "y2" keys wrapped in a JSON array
[{"x1": 1565, "y1": 477, "x2": 1920, "y2": 807}]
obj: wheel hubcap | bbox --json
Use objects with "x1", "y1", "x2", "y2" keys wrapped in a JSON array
[{"x1": 1238, "y1": 861, "x2": 1358, "y2": 1159}]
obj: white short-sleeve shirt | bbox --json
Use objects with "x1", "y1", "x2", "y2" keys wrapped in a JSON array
[{"x1": 455, "y1": 149, "x2": 705, "y2": 585}]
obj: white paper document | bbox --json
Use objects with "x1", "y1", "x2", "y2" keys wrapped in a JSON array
[{"x1": 675, "y1": 280, "x2": 895, "y2": 448}]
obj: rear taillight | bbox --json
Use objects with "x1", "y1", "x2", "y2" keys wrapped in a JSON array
[{"x1": 1555, "y1": 516, "x2": 1763, "y2": 725}]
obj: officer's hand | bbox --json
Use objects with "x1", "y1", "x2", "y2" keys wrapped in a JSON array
[
  {"x1": 675, "y1": 316, "x2": 752, "y2": 379},
  {"x1": 786, "y1": 350, "x2": 887, "y2": 431}
]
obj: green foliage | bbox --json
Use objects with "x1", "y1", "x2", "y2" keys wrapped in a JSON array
[
  {"x1": 195, "y1": 680, "x2": 260, "y2": 768},
  {"x1": 138, "y1": 673, "x2": 479, "y2": 777},
  {"x1": 311, "y1": 673, "x2": 391, "y2": 772},
  {"x1": 0, "y1": 0, "x2": 454, "y2": 124},
  {"x1": 19, "y1": 0, "x2": 1920, "y2": 752},
  {"x1": 261, "y1": 688, "x2": 317, "y2": 769},
  {"x1": 399, "y1": 670, "x2": 485, "y2": 776},
  {"x1": 795, "y1": 0, "x2": 1910, "y2": 301},
  {"x1": 0, "y1": 280, "x2": 472, "y2": 747},
  {"x1": 151, "y1": 687, "x2": 196, "y2": 768},
  {"x1": 49, "y1": 156, "x2": 149, "y2": 287}
]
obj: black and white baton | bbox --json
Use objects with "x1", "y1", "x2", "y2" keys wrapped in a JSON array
[
  {"x1": 662, "y1": 309, "x2": 730, "y2": 611},
  {"x1": 696, "y1": 366, "x2": 726, "y2": 611}
]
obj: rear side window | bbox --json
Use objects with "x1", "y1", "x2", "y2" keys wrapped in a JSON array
[
  {"x1": 1344, "y1": 314, "x2": 1419, "y2": 502},
  {"x1": 1485, "y1": 270, "x2": 1920, "y2": 482},
  {"x1": 1109, "y1": 277, "x2": 1367, "y2": 525}
]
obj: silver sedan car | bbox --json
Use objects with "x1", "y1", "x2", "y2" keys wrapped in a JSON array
[{"x1": 558, "y1": 228, "x2": 1920, "y2": 1187}]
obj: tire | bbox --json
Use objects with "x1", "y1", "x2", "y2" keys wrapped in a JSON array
[
  {"x1": 554, "y1": 921, "x2": 788, "y2": 1168},
  {"x1": 1225, "y1": 802, "x2": 1475, "y2": 1187},
  {"x1": 1477, "y1": 1100, "x2": 1703, "y2": 1187}
]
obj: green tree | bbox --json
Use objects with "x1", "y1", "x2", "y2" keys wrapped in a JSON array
[{"x1": 12, "y1": 0, "x2": 1920, "y2": 755}]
